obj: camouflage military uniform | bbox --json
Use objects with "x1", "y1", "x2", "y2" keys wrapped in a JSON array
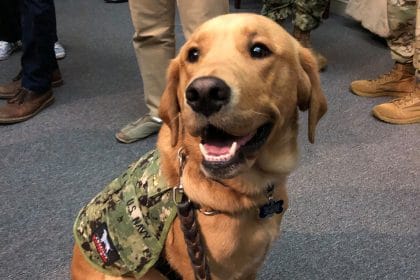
[
  {"x1": 387, "y1": 0, "x2": 417, "y2": 64},
  {"x1": 261, "y1": 0, "x2": 329, "y2": 31},
  {"x1": 73, "y1": 150, "x2": 177, "y2": 279}
]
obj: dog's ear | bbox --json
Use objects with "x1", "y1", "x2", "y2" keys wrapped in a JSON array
[
  {"x1": 159, "y1": 58, "x2": 181, "y2": 147},
  {"x1": 296, "y1": 46, "x2": 327, "y2": 143}
]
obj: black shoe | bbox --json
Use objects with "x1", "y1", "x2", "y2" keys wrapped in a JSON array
[{"x1": 104, "y1": 0, "x2": 127, "y2": 3}]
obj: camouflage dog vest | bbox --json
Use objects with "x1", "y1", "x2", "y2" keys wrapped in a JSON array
[{"x1": 73, "y1": 150, "x2": 177, "y2": 279}]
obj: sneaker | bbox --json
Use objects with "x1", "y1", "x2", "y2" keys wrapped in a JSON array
[
  {"x1": 0, "y1": 41, "x2": 19, "y2": 61},
  {"x1": 115, "y1": 114, "x2": 162, "y2": 143},
  {"x1": 0, "y1": 88, "x2": 54, "y2": 124},
  {"x1": 0, "y1": 69, "x2": 63, "y2": 99},
  {"x1": 350, "y1": 62, "x2": 415, "y2": 97},
  {"x1": 372, "y1": 94, "x2": 420, "y2": 124},
  {"x1": 54, "y1": 42, "x2": 66, "y2": 60}
]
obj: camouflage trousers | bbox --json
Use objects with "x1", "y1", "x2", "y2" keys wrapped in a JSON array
[
  {"x1": 261, "y1": 0, "x2": 329, "y2": 31},
  {"x1": 387, "y1": 0, "x2": 417, "y2": 64}
]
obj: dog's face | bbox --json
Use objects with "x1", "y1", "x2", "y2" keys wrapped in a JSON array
[{"x1": 159, "y1": 13, "x2": 327, "y2": 181}]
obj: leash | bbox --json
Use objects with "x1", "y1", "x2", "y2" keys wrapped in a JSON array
[{"x1": 173, "y1": 148, "x2": 212, "y2": 280}]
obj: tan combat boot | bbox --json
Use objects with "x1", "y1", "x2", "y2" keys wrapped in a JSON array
[
  {"x1": 293, "y1": 26, "x2": 327, "y2": 71},
  {"x1": 350, "y1": 62, "x2": 415, "y2": 98},
  {"x1": 372, "y1": 90, "x2": 420, "y2": 124}
]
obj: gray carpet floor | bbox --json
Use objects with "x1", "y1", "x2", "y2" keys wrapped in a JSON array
[{"x1": 0, "y1": 1, "x2": 419, "y2": 279}]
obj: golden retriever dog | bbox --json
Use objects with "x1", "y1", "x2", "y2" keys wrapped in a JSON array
[{"x1": 71, "y1": 13, "x2": 327, "y2": 280}]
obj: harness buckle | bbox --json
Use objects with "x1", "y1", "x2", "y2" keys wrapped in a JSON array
[{"x1": 173, "y1": 185, "x2": 189, "y2": 206}]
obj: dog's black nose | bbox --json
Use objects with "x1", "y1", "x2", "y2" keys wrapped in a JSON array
[{"x1": 186, "y1": 76, "x2": 231, "y2": 117}]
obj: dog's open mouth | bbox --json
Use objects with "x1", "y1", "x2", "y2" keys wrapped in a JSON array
[{"x1": 199, "y1": 123, "x2": 273, "y2": 170}]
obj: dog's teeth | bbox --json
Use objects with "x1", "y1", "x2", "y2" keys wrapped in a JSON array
[
  {"x1": 229, "y1": 142, "x2": 238, "y2": 156},
  {"x1": 200, "y1": 142, "x2": 238, "y2": 163},
  {"x1": 207, "y1": 152, "x2": 233, "y2": 162}
]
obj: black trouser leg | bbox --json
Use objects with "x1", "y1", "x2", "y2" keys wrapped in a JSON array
[
  {"x1": 20, "y1": 0, "x2": 58, "y2": 93},
  {"x1": 0, "y1": 0, "x2": 21, "y2": 43}
]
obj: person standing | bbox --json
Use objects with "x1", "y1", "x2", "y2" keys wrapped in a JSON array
[
  {"x1": 0, "y1": 0, "x2": 21, "y2": 61},
  {"x1": 0, "y1": 0, "x2": 66, "y2": 61},
  {"x1": 261, "y1": 0, "x2": 329, "y2": 71},
  {"x1": 350, "y1": 0, "x2": 420, "y2": 124},
  {"x1": 0, "y1": 0, "x2": 62, "y2": 124},
  {"x1": 115, "y1": 0, "x2": 229, "y2": 143}
]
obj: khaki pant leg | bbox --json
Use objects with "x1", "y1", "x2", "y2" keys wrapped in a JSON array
[
  {"x1": 177, "y1": 0, "x2": 229, "y2": 39},
  {"x1": 128, "y1": 0, "x2": 176, "y2": 118}
]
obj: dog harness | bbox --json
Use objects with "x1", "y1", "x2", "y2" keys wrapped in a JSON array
[{"x1": 73, "y1": 150, "x2": 177, "y2": 279}]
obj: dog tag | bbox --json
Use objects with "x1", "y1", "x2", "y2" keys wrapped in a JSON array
[{"x1": 259, "y1": 200, "x2": 283, "y2": 219}]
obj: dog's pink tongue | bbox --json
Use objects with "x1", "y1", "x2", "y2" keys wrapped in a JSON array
[
  {"x1": 204, "y1": 143, "x2": 231, "y2": 156},
  {"x1": 203, "y1": 133, "x2": 254, "y2": 156}
]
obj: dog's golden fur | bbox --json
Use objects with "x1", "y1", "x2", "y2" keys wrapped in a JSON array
[{"x1": 71, "y1": 13, "x2": 327, "y2": 280}]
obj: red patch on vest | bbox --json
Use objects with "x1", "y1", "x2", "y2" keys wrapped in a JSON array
[{"x1": 91, "y1": 223, "x2": 120, "y2": 265}]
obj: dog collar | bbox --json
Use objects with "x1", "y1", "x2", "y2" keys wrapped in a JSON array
[
  {"x1": 173, "y1": 148, "x2": 284, "y2": 279},
  {"x1": 173, "y1": 149, "x2": 283, "y2": 219},
  {"x1": 195, "y1": 184, "x2": 284, "y2": 219}
]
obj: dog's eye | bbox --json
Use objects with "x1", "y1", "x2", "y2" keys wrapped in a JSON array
[
  {"x1": 250, "y1": 43, "x2": 271, "y2": 59},
  {"x1": 187, "y1": 48, "x2": 200, "y2": 63}
]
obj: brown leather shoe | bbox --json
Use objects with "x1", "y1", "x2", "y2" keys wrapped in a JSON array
[
  {"x1": 0, "y1": 69, "x2": 63, "y2": 99},
  {"x1": 51, "y1": 69, "x2": 64, "y2": 87},
  {"x1": 0, "y1": 71, "x2": 22, "y2": 99},
  {"x1": 0, "y1": 88, "x2": 54, "y2": 124}
]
